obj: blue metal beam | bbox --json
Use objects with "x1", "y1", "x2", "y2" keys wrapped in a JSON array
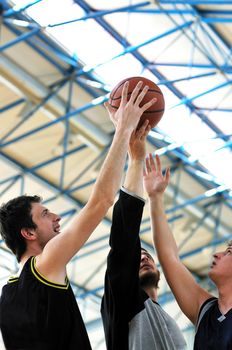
[
  {"x1": 2, "y1": 13, "x2": 105, "y2": 97},
  {"x1": 0, "y1": 94, "x2": 108, "y2": 149},
  {"x1": 176, "y1": 79, "x2": 232, "y2": 106},
  {"x1": 29, "y1": 145, "x2": 86, "y2": 171},
  {"x1": 0, "y1": 26, "x2": 40, "y2": 52},
  {"x1": 0, "y1": 174, "x2": 21, "y2": 186},
  {"x1": 3, "y1": 20, "x2": 79, "y2": 71},
  {"x1": 159, "y1": 71, "x2": 217, "y2": 86},
  {"x1": 48, "y1": 2, "x2": 151, "y2": 27},
  {"x1": 148, "y1": 62, "x2": 232, "y2": 71},
  {"x1": 0, "y1": 176, "x2": 21, "y2": 197},
  {"x1": 159, "y1": 0, "x2": 232, "y2": 4},
  {"x1": 180, "y1": 235, "x2": 232, "y2": 260},
  {"x1": 131, "y1": 8, "x2": 232, "y2": 15},
  {"x1": 59, "y1": 78, "x2": 74, "y2": 190},
  {"x1": 0, "y1": 151, "x2": 115, "y2": 239},
  {"x1": 68, "y1": 179, "x2": 95, "y2": 193},
  {"x1": 76, "y1": 20, "x2": 194, "y2": 76},
  {"x1": 3, "y1": 0, "x2": 43, "y2": 17},
  {"x1": 0, "y1": 98, "x2": 25, "y2": 113},
  {"x1": 75, "y1": 0, "x2": 229, "y2": 139},
  {"x1": 200, "y1": 107, "x2": 232, "y2": 112},
  {"x1": 178, "y1": 208, "x2": 216, "y2": 251},
  {"x1": 0, "y1": 77, "x2": 69, "y2": 144},
  {"x1": 203, "y1": 17, "x2": 232, "y2": 23}
]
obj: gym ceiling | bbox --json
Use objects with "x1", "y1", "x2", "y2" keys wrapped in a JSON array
[{"x1": 1, "y1": 0, "x2": 232, "y2": 348}]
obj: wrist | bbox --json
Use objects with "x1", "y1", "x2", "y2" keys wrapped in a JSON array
[
  {"x1": 128, "y1": 158, "x2": 144, "y2": 165},
  {"x1": 114, "y1": 123, "x2": 134, "y2": 137},
  {"x1": 148, "y1": 192, "x2": 164, "y2": 202}
]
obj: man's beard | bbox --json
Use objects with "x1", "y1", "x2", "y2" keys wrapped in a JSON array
[{"x1": 139, "y1": 270, "x2": 160, "y2": 289}]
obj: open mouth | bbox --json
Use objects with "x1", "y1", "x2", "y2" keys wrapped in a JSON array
[{"x1": 54, "y1": 226, "x2": 60, "y2": 233}]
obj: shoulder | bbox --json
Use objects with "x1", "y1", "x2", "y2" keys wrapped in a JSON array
[
  {"x1": 4, "y1": 257, "x2": 33, "y2": 284},
  {"x1": 196, "y1": 297, "x2": 217, "y2": 331}
]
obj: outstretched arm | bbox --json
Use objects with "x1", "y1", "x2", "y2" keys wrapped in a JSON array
[
  {"x1": 143, "y1": 153, "x2": 212, "y2": 324},
  {"x1": 36, "y1": 81, "x2": 156, "y2": 279},
  {"x1": 101, "y1": 122, "x2": 151, "y2": 348},
  {"x1": 124, "y1": 119, "x2": 151, "y2": 197}
]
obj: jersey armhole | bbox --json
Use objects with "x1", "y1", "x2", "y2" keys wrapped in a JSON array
[
  {"x1": 30, "y1": 256, "x2": 69, "y2": 290},
  {"x1": 195, "y1": 297, "x2": 217, "y2": 333}
]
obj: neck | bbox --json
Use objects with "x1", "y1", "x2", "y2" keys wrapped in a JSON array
[
  {"x1": 218, "y1": 284, "x2": 232, "y2": 314},
  {"x1": 143, "y1": 286, "x2": 158, "y2": 302},
  {"x1": 20, "y1": 245, "x2": 42, "y2": 268},
  {"x1": 19, "y1": 254, "x2": 31, "y2": 268}
]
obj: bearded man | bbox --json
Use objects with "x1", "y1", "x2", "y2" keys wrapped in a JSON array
[{"x1": 101, "y1": 121, "x2": 186, "y2": 350}]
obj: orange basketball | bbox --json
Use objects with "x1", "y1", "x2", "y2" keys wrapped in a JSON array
[{"x1": 109, "y1": 76, "x2": 165, "y2": 129}]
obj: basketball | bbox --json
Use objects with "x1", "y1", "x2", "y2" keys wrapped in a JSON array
[{"x1": 109, "y1": 76, "x2": 165, "y2": 128}]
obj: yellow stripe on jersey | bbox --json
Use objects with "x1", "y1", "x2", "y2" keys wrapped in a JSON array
[
  {"x1": 8, "y1": 276, "x2": 19, "y2": 283},
  {"x1": 31, "y1": 256, "x2": 69, "y2": 290}
]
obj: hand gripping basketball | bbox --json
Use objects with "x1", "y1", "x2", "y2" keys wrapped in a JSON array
[{"x1": 109, "y1": 76, "x2": 165, "y2": 129}]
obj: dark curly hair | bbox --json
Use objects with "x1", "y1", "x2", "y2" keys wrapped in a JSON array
[{"x1": 0, "y1": 195, "x2": 42, "y2": 262}]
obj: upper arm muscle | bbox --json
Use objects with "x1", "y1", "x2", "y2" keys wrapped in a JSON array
[{"x1": 161, "y1": 257, "x2": 213, "y2": 323}]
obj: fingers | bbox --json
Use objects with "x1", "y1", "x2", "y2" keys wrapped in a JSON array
[
  {"x1": 149, "y1": 153, "x2": 156, "y2": 172},
  {"x1": 141, "y1": 97, "x2": 157, "y2": 112},
  {"x1": 105, "y1": 101, "x2": 117, "y2": 127},
  {"x1": 118, "y1": 81, "x2": 157, "y2": 114},
  {"x1": 145, "y1": 156, "x2": 151, "y2": 174},
  {"x1": 129, "y1": 81, "x2": 144, "y2": 104},
  {"x1": 155, "y1": 154, "x2": 162, "y2": 173},
  {"x1": 144, "y1": 153, "x2": 170, "y2": 184},
  {"x1": 165, "y1": 167, "x2": 171, "y2": 183},
  {"x1": 145, "y1": 153, "x2": 156, "y2": 173},
  {"x1": 143, "y1": 123, "x2": 151, "y2": 138},
  {"x1": 136, "y1": 119, "x2": 149, "y2": 139},
  {"x1": 104, "y1": 101, "x2": 110, "y2": 112},
  {"x1": 129, "y1": 130, "x2": 136, "y2": 145},
  {"x1": 143, "y1": 167, "x2": 147, "y2": 177},
  {"x1": 120, "y1": 81, "x2": 129, "y2": 106},
  {"x1": 134, "y1": 84, "x2": 149, "y2": 107},
  {"x1": 104, "y1": 101, "x2": 115, "y2": 115}
]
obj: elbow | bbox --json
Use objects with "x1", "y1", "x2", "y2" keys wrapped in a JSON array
[
  {"x1": 98, "y1": 188, "x2": 115, "y2": 209},
  {"x1": 102, "y1": 195, "x2": 114, "y2": 210},
  {"x1": 89, "y1": 185, "x2": 116, "y2": 214},
  {"x1": 90, "y1": 192, "x2": 114, "y2": 214}
]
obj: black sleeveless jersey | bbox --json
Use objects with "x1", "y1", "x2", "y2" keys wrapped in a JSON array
[
  {"x1": 194, "y1": 297, "x2": 232, "y2": 349},
  {"x1": 0, "y1": 256, "x2": 92, "y2": 350}
]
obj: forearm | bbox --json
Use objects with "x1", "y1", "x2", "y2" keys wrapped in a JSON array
[
  {"x1": 90, "y1": 128, "x2": 132, "y2": 207},
  {"x1": 149, "y1": 193, "x2": 213, "y2": 323},
  {"x1": 149, "y1": 194, "x2": 179, "y2": 262},
  {"x1": 43, "y1": 128, "x2": 133, "y2": 268},
  {"x1": 123, "y1": 158, "x2": 144, "y2": 198},
  {"x1": 106, "y1": 191, "x2": 144, "y2": 293}
]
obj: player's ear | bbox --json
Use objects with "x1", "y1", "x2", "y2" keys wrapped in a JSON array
[{"x1": 21, "y1": 228, "x2": 36, "y2": 241}]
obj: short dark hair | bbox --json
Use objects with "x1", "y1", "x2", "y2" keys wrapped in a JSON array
[{"x1": 0, "y1": 195, "x2": 42, "y2": 262}]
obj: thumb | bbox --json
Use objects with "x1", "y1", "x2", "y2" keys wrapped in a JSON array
[
  {"x1": 105, "y1": 101, "x2": 117, "y2": 127},
  {"x1": 104, "y1": 101, "x2": 114, "y2": 114}
]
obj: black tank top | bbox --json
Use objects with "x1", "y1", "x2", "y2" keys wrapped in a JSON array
[
  {"x1": 194, "y1": 297, "x2": 232, "y2": 349},
  {"x1": 0, "y1": 256, "x2": 92, "y2": 349}
]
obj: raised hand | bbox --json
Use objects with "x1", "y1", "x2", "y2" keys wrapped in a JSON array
[
  {"x1": 105, "y1": 81, "x2": 157, "y2": 132},
  {"x1": 143, "y1": 153, "x2": 170, "y2": 197},
  {"x1": 128, "y1": 120, "x2": 151, "y2": 161}
]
